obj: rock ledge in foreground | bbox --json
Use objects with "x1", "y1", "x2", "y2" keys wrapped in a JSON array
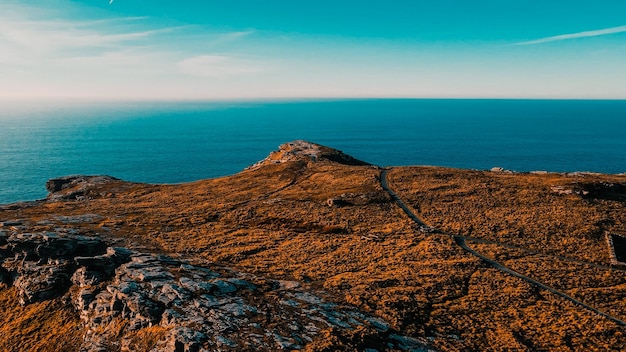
[{"x1": 0, "y1": 224, "x2": 432, "y2": 352}]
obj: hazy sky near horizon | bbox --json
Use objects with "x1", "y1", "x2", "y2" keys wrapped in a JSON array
[{"x1": 1, "y1": 0, "x2": 625, "y2": 100}]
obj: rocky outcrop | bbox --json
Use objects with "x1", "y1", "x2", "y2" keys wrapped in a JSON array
[
  {"x1": 46, "y1": 175, "x2": 120, "y2": 200},
  {"x1": 246, "y1": 140, "x2": 370, "y2": 170},
  {"x1": 0, "y1": 231, "x2": 107, "y2": 305},
  {"x1": 0, "y1": 224, "x2": 432, "y2": 351}
]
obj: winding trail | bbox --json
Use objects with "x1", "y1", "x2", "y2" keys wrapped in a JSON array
[
  {"x1": 379, "y1": 169, "x2": 426, "y2": 227},
  {"x1": 379, "y1": 168, "x2": 626, "y2": 328},
  {"x1": 463, "y1": 235, "x2": 626, "y2": 272}
]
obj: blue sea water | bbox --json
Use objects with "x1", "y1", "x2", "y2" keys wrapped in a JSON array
[{"x1": 1, "y1": 99, "x2": 625, "y2": 204}]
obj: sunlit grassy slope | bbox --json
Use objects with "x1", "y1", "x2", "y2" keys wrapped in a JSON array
[{"x1": 2, "y1": 148, "x2": 626, "y2": 350}]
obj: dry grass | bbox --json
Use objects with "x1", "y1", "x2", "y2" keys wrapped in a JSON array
[
  {"x1": 2, "y1": 161, "x2": 626, "y2": 350},
  {"x1": 0, "y1": 288, "x2": 83, "y2": 352},
  {"x1": 387, "y1": 167, "x2": 626, "y2": 264}
]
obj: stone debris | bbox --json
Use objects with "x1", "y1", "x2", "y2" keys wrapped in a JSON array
[{"x1": 0, "y1": 228, "x2": 433, "y2": 351}]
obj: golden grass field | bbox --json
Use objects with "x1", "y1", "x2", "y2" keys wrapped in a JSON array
[{"x1": 2, "y1": 150, "x2": 626, "y2": 351}]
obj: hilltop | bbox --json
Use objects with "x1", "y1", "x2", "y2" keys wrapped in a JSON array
[{"x1": 1, "y1": 141, "x2": 626, "y2": 351}]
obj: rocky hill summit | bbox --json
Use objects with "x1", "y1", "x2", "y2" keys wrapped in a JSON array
[{"x1": 246, "y1": 140, "x2": 370, "y2": 170}]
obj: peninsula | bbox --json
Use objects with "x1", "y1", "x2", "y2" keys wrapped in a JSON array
[{"x1": 1, "y1": 141, "x2": 626, "y2": 351}]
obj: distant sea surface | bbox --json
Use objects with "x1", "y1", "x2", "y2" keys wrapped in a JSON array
[{"x1": 1, "y1": 99, "x2": 625, "y2": 204}]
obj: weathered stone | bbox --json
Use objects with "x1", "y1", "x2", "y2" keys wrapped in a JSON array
[
  {"x1": 13, "y1": 261, "x2": 74, "y2": 305},
  {"x1": 178, "y1": 277, "x2": 216, "y2": 293},
  {"x1": 225, "y1": 278, "x2": 256, "y2": 290},
  {"x1": 1, "y1": 226, "x2": 431, "y2": 352},
  {"x1": 155, "y1": 327, "x2": 207, "y2": 352},
  {"x1": 0, "y1": 232, "x2": 8, "y2": 246},
  {"x1": 212, "y1": 279, "x2": 237, "y2": 294},
  {"x1": 75, "y1": 255, "x2": 110, "y2": 270},
  {"x1": 72, "y1": 267, "x2": 106, "y2": 287},
  {"x1": 157, "y1": 283, "x2": 191, "y2": 305},
  {"x1": 0, "y1": 220, "x2": 23, "y2": 227},
  {"x1": 126, "y1": 265, "x2": 173, "y2": 283}
]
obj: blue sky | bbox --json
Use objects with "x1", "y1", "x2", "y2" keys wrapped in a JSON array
[{"x1": 1, "y1": 0, "x2": 625, "y2": 100}]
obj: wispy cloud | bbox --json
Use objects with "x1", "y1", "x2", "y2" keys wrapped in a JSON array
[
  {"x1": 0, "y1": 17, "x2": 182, "y2": 58},
  {"x1": 516, "y1": 25, "x2": 626, "y2": 45},
  {"x1": 177, "y1": 55, "x2": 263, "y2": 78},
  {"x1": 0, "y1": 2, "x2": 265, "y2": 98},
  {"x1": 0, "y1": 4, "x2": 253, "y2": 67}
]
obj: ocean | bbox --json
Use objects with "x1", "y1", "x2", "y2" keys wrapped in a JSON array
[{"x1": 1, "y1": 99, "x2": 625, "y2": 204}]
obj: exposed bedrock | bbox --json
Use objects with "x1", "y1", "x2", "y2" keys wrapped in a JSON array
[{"x1": 0, "y1": 228, "x2": 432, "y2": 352}]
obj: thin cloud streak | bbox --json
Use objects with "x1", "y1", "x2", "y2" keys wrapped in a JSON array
[
  {"x1": 0, "y1": 7, "x2": 247, "y2": 64},
  {"x1": 516, "y1": 25, "x2": 626, "y2": 45},
  {"x1": 0, "y1": 21, "x2": 185, "y2": 53},
  {"x1": 177, "y1": 55, "x2": 263, "y2": 78}
]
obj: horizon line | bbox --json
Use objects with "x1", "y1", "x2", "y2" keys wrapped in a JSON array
[{"x1": 1, "y1": 96, "x2": 625, "y2": 104}]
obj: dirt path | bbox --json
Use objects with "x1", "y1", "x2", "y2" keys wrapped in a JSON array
[
  {"x1": 463, "y1": 235, "x2": 626, "y2": 272},
  {"x1": 379, "y1": 168, "x2": 626, "y2": 328}
]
